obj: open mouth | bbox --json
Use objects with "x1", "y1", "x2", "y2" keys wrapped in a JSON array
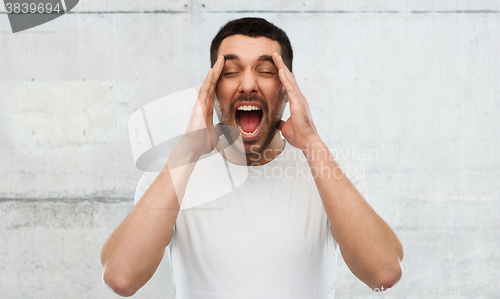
[{"x1": 234, "y1": 102, "x2": 264, "y2": 140}]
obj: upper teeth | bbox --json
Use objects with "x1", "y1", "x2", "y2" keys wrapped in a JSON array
[{"x1": 237, "y1": 105, "x2": 261, "y2": 111}]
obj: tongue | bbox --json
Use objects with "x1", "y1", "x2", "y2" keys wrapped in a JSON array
[{"x1": 240, "y1": 111, "x2": 261, "y2": 133}]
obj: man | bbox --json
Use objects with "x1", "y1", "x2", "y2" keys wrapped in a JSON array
[{"x1": 101, "y1": 18, "x2": 403, "y2": 298}]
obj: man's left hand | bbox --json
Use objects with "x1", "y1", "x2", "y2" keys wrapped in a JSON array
[{"x1": 272, "y1": 52, "x2": 322, "y2": 151}]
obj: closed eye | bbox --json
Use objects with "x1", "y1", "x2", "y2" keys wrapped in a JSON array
[
  {"x1": 224, "y1": 72, "x2": 238, "y2": 77},
  {"x1": 259, "y1": 71, "x2": 276, "y2": 76}
]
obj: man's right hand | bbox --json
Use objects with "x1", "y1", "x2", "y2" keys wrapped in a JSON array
[
  {"x1": 177, "y1": 55, "x2": 225, "y2": 160},
  {"x1": 100, "y1": 56, "x2": 227, "y2": 297}
]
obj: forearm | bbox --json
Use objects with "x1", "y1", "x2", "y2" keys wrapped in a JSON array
[
  {"x1": 100, "y1": 146, "x2": 199, "y2": 296},
  {"x1": 303, "y1": 141, "x2": 403, "y2": 289}
]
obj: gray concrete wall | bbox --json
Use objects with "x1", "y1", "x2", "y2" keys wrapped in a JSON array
[{"x1": 1, "y1": 1, "x2": 499, "y2": 298}]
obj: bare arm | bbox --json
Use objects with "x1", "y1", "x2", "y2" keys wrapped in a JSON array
[
  {"x1": 304, "y1": 142, "x2": 403, "y2": 290},
  {"x1": 273, "y1": 52, "x2": 403, "y2": 290},
  {"x1": 100, "y1": 56, "x2": 225, "y2": 297},
  {"x1": 100, "y1": 148, "x2": 194, "y2": 297}
]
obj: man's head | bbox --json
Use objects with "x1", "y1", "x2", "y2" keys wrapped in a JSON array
[
  {"x1": 210, "y1": 18, "x2": 293, "y2": 157},
  {"x1": 210, "y1": 18, "x2": 293, "y2": 71}
]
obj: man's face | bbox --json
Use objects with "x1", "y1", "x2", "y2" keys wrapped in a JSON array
[{"x1": 215, "y1": 34, "x2": 287, "y2": 155}]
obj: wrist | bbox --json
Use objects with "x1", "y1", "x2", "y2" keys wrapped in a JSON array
[
  {"x1": 301, "y1": 140, "x2": 330, "y2": 164},
  {"x1": 302, "y1": 141, "x2": 334, "y2": 167},
  {"x1": 168, "y1": 144, "x2": 201, "y2": 170}
]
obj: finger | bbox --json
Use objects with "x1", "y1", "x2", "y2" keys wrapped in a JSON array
[
  {"x1": 272, "y1": 53, "x2": 300, "y2": 98},
  {"x1": 206, "y1": 104, "x2": 214, "y2": 126},
  {"x1": 272, "y1": 52, "x2": 289, "y2": 71},
  {"x1": 277, "y1": 54, "x2": 299, "y2": 88},
  {"x1": 196, "y1": 56, "x2": 223, "y2": 127},
  {"x1": 207, "y1": 56, "x2": 224, "y2": 103},
  {"x1": 279, "y1": 69, "x2": 313, "y2": 122},
  {"x1": 273, "y1": 53, "x2": 312, "y2": 117},
  {"x1": 199, "y1": 68, "x2": 214, "y2": 104},
  {"x1": 277, "y1": 62, "x2": 309, "y2": 109},
  {"x1": 274, "y1": 53, "x2": 302, "y2": 97},
  {"x1": 272, "y1": 52, "x2": 290, "y2": 85},
  {"x1": 272, "y1": 52, "x2": 294, "y2": 79},
  {"x1": 278, "y1": 69, "x2": 300, "y2": 103},
  {"x1": 213, "y1": 55, "x2": 225, "y2": 83},
  {"x1": 207, "y1": 57, "x2": 225, "y2": 125}
]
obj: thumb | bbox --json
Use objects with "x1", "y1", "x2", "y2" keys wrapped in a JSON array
[
  {"x1": 209, "y1": 123, "x2": 224, "y2": 149},
  {"x1": 213, "y1": 123, "x2": 223, "y2": 138},
  {"x1": 278, "y1": 120, "x2": 286, "y2": 132}
]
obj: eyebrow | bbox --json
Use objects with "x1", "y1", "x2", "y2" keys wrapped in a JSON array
[{"x1": 223, "y1": 54, "x2": 276, "y2": 67}]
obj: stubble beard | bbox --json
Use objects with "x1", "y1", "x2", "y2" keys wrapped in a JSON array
[{"x1": 215, "y1": 94, "x2": 286, "y2": 156}]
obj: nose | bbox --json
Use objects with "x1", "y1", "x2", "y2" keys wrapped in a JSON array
[{"x1": 238, "y1": 70, "x2": 258, "y2": 95}]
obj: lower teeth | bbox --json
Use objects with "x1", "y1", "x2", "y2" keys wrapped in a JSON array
[{"x1": 237, "y1": 124, "x2": 259, "y2": 136}]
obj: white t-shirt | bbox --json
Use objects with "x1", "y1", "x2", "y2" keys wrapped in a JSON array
[{"x1": 134, "y1": 140, "x2": 369, "y2": 299}]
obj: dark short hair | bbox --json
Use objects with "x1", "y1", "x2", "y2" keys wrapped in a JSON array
[{"x1": 210, "y1": 17, "x2": 293, "y2": 71}]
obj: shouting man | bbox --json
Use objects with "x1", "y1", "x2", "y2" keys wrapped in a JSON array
[{"x1": 101, "y1": 17, "x2": 404, "y2": 298}]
